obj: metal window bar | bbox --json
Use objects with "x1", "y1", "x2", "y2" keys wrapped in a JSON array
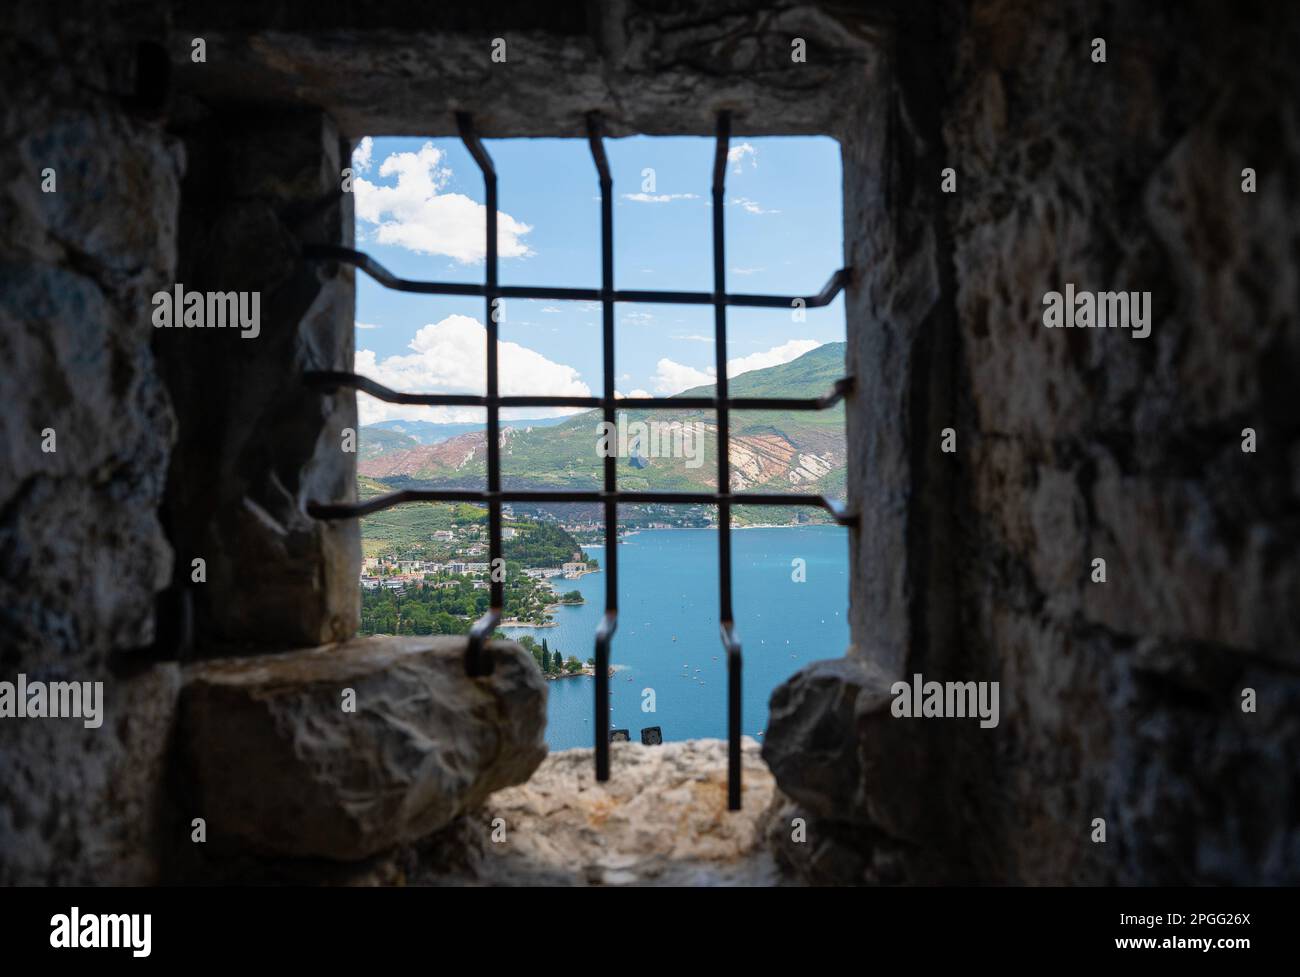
[{"x1": 304, "y1": 112, "x2": 855, "y2": 810}]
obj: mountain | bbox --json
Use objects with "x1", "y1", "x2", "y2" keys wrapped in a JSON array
[
  {"x1": 364, "y1": 416, "x2": 569, "y2": 453},
  {"x1": 357, "y1": 342, "x2": 847, "y2": 504},
  {"x1": 359, "y1": 429, "x2": 489, "y2": 478},
  {"x1": 359, "y1": 426, "x2": 420, "y2": 461}
]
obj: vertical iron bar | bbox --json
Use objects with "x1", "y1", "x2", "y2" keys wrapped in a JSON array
[
  {"x1": 588, "y1": 113, "x2": 617, "y2": 781},
  {"x1": 459, "y1": 113, "x2": 501, "y2": 677},
  {"x1": 712, "y1": 111, "x2": 742, "y2": 810}
]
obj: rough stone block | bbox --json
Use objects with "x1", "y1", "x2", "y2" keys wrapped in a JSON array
[
  {"x1": 469, "y1": 738, "x2": 779, "y2": 885},
  {"x1": 180, "y1": 636, "x2": 547, "y2": 860}
]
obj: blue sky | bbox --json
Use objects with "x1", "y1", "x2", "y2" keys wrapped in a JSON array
[{"x1": 352, "y1": 134, "x2": 845, "y2": 425}]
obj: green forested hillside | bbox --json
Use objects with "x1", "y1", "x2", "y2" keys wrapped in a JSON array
[
  {"x1": 360, "y1": 342, "x2": 847, "y2": 498},
  {"x1": 359, "y1": 427, "x2": 419, "y2": 461}
]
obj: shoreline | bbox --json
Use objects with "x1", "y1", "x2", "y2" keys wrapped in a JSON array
[
  {"x1": 547, "y1": 665, "x2": 615, "y2": 682},
  {"x1": 574, "y1": 523, "x2": 834, "y2": 544}
]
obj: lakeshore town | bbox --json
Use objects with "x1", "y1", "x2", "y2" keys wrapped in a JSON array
[
  {"x1": 357, "y1": 505, "x2": 607, "y2": 677},
  {"x1": 360, "y1": 551, "x2": 594, "y2": 595},
  {"x1": 354, "y1": 500, "x2": 808, "y2": 674}
]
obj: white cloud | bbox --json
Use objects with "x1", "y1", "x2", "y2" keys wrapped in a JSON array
[
  {"x1": 650, "y1": 340, "x2": 822, "y2": 394},
  {"x1": 651, "y1": 358, "x2": 715, "y2": 394},
  {"x1": 726, "y1": 339, "x2": 819, "y2": 376},
  {"x1": 542, "y1": 306, "x2": 562, "y2": 313},
  {"x1": 731, "y1": 196, "x2": 779, "y2": 215},
  {"x1": 351, "y1": 137, "x2": 373, "y2": 173},
  {"x1": 615, "y1": 388, "x2": 653, "y2": 400},
  {"x1": 355, "y1": 143, "x2": 533, "y2": 263},
  {"x1": 621, "y1": 192, "x2": 700, "y2": 203},
  {"x1": 672, "y1": 334, "x2": 714, "y2": 343},
  {"x1": 727, "y1": 142, "x2": 758, "y2": 173},
  {"x1": 355, "y1": 320, "x2": 381, "y2": 331},
  {"x1": 622, "y1": 311, "x2": 654, "y2": 322},
  {"x1": 356, "y1": 314, "x2": 590, "y2": 425},
  {"x1": 729, "y1": 267, "x2": 763, "y2": 276}
]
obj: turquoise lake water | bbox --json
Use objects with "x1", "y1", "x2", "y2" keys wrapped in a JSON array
[{"x1": 504, "y1": 525, "x2": 850, "y2": 750}]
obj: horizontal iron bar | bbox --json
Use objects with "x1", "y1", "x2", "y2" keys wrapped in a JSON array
[
  {"x1": 303, "y1": 244, "x2": 850, "y2": 309},
  {"x1": 306, "y1": 372, "x2": 485, "y2": 406},
  {"x1": 309, "y1": 489, "x2": 857, "y2": 525},
  {"x1": 304, "y1": 371, "x2": 853, "y2": 411}
]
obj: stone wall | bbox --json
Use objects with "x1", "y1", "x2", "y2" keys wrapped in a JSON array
[
  {"x1": 167, "y1": 0, "x2": 881, "y2": 137},
  {"x1": 0, "y1": 2, "x2": 359, "y2": 882},
  {"x1": 157, "y1": 104, "x2": 358, "y2": 652},
  {"x1": 0, "y1": 1, "x2": 182, "y2": 883},
  {"x1": 765, "y1": 0, "x2": 1300, "y2": 884},
  {"x1": 949, "y1": 0, "x2": 1300, "y2": 885},
  {"x1": 4, "y1": 0, "x2": 1295, "y2": 887}
]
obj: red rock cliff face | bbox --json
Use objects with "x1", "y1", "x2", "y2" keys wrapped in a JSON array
[
  {"x1": 728, "y1": 433, "x2": 840, "y2": 490},
  {"x1": 359, "y1": 431, "x2": 489, "y2": 479}
]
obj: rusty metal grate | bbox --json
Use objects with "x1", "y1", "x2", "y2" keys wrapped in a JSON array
[{"x1": 303, "y1": 112, "x2": 855, "y2": 810}]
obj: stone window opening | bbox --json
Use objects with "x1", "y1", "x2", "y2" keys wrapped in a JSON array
[
  {"x1": 321, "y1": 113, "x2": 855, "y2": 811},
  {"x1": 134, "y1": 29, "x2": 886, "y2": 880}
]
